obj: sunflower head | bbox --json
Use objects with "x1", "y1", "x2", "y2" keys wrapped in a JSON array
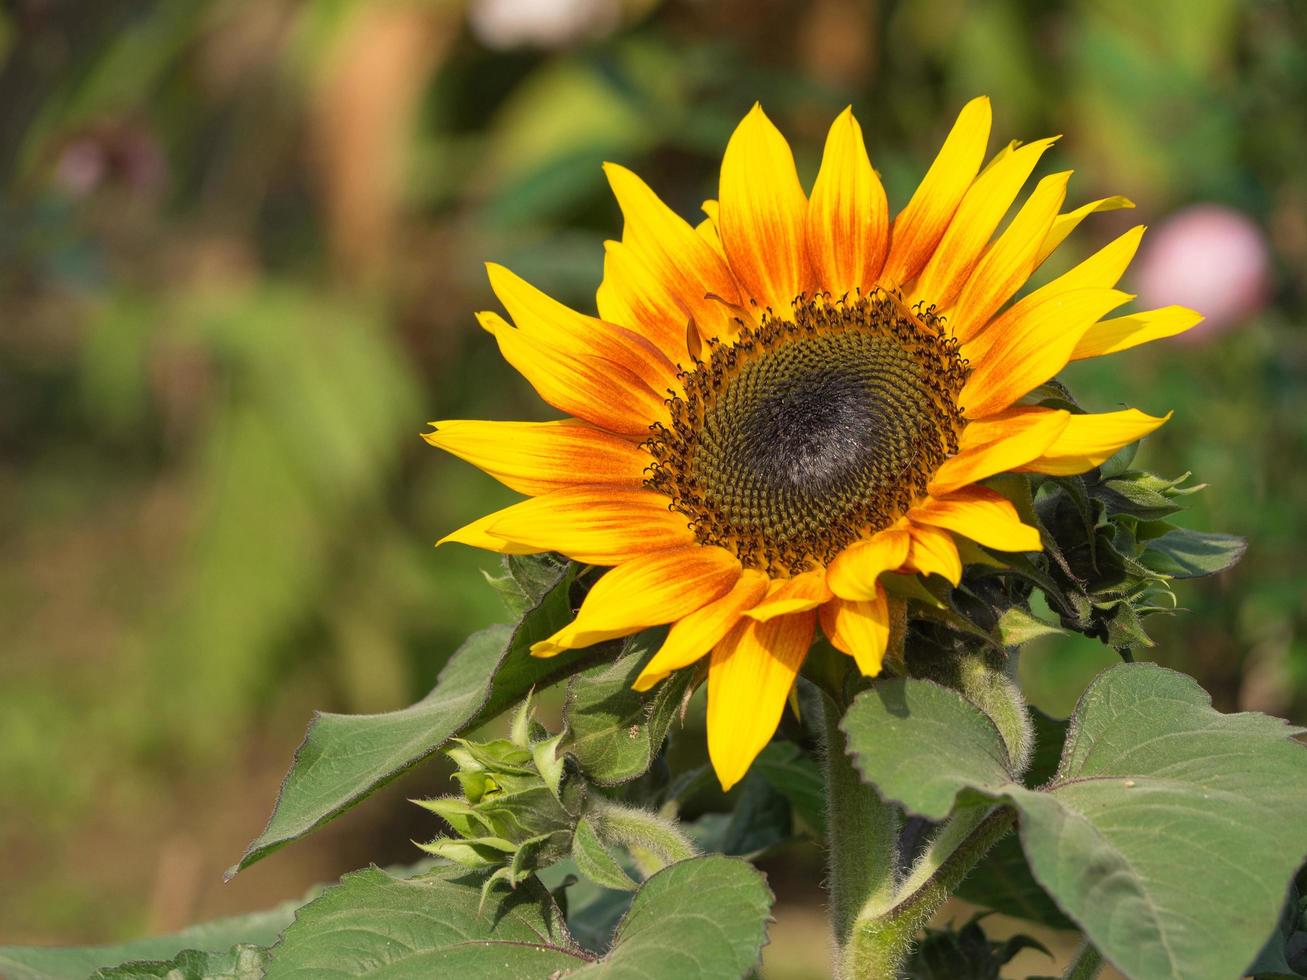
[
  {"x1": 425, "y1": 98, "x2": 1201, "y2": 789},
  {"x1": 645, "y1": 289, "x2": 968, "y2": 578}
]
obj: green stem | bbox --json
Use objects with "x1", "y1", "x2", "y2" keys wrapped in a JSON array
[
  {"x1": 846, "y1": 805, "x2": 1016, "y2": 977},
  {"x1": 820, "y1": 694, "x2": 901, "y2": 976},
  {"x1": 1063, "y1": 941, "x2": 1103, "y2": 980}
]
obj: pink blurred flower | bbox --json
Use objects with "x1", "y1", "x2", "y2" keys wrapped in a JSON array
[{"x1": 1134, "y1": 204, "x2": 1271, "y2": 342}]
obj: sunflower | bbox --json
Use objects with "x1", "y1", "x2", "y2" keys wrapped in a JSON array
[{"x1": 425, "y1": 98, "x2": 1201, "y2": 790}]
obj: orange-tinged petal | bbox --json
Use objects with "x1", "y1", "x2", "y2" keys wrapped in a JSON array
[
  {"x1": 819, "y1": 591, "x2": 890, "y2": 677},
  {"x1": 910, "y1": 486, "x2": 1042, "y2": 553},
  {"x1": 707, "y1": 611, "x2": 815, "y2": 790},
  {"x1": 806, "y1": 107, "x2": 889, "y2": 296},
  {"x1": 486, "y1": 262, "x2": 676, "y2": 388},
  {"x1": 633, "y1": 569, "x2": 770, "y2": 691},
  {"x1": 947, "y1": 171, "x2": 1070, "y2": 341},
  {"x1": 1070, "y1": 305, "x2": 1204, "y2": 360},
  {"x1": 881, "y1": 96, "x2": 992, "y2": 287},
  {"x1": 956, "y1": 405, "x2": 1045, "y2": 450},
  {"x1": 480, "y1": 487, "x2": 694, "y2": 565},
  {"x1": 718, "y1": 104, "x2": 812, "y2": 313},
  {"x1": 912, "y1": 137, "x2": 1058, "y2": 310},
  {"x1": 827, "y1": 527, "x2": 911, "y2": 601},
  {"x1": 929, "y1": 409, "x2": 1070, "y2": 495},
  {"x1": 478, "y1": 311, "x2": 669, "y2": 437},
  {"x1": 904, "y1": 524, "x2": 962, "y2": 585},
  {"x1": 423, "y1": 419, "x2": 649, "y2": 496},
  {"x1": 1018, "y1": 408, "x2": 1171, "y2": 475},
  {"x1": 596, "y1": 240, "x2": 694, "y2": 362},
  {"x1": 603, "y1": 163, "x2": 742, "y2": 343},
  {"x1": 744, "y1": 568, "x2": 832, "y2": 622},
  {"x1": 1035, "y1": 194, "x2": 1135, "y2": 267},
  {"x1": 958, "y1": 288, "x2": 1133, "y2": 419},
  {"x1": 531, "y1": 546, "x2": 741, "y2": 657}
]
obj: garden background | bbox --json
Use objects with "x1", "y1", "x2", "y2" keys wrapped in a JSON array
[{"x1": 2, "y1": 0, "x2": 1304, "y2": 976}]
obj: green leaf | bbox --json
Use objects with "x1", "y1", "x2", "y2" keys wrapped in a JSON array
[
  {"x1": 264, "y1": 857, "x2": 771, "y2": 979},
  {"x1": 0, "y1": 900, "x2": 300, "y2": 980},
  {"x1": 263, "y1": 865, "x2": 587, "y2": 978},
  {"x1": 954, "y1": 834, "x2": 1074, "y2": 930},
  {"x1": 995, "y1": 607, "x2": 1065, "y2": 647},
  {"x1": 1140, "y1": 527, "x2": 1247, "y2": 578},
  {"x1": 572, "y1": 816, "x2": 638, "y2": 891},
  {"x1": 229, "y1": 558, "x2": 604, "y2": 875},
  {"x1": 841, "y1": 677, "x2": 1013, "y2": 821},
  {"x1": 569, "y1": 855, "x2": 773, "y2": 979},
  {"x1": 843, "y1": 664, "x2": 1307, "y2": 980},
  {"x1": 486, "y1": 554, "x2": 574, "y2": 617},
  {"x1": 92, "y1": 946, "x2": 268, "y2": 979},
  {"x1": 690, "y1": 772, "x2": 794, "y2": 857},
  {"x1": 905, "y1": 912, "x2": 1050, "y2": 980},
  {"x1": 753, "y1": 741, "x2": 827, "y2": 835},
  {"x1": 561, "y1": 629, "x2": 693, "y2": 785}
]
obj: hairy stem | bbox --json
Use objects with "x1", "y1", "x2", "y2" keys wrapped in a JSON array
[
  {"x1": 846, "y1": 805, "x2": 1016, "y2": 977},
  {"x1": 820, "y1": 694, "x2": 901, "y2": 977}
]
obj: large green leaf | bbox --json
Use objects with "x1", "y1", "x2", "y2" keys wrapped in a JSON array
[
  {"x1": 263, "y1": 856, "x2": 771, "y2": 979},
  {"x1": 561, "y1": 629, "x2": 693, "y2": 785},
  {"x1": 0, "y1": 900, "x2": 298, "y2": 980},
  {"x1": 230, "y1": 557, "x2": 605, "y2": 875},
  {"x1": 92, "y1": 946, "x2": 268, "y2": 979},
  {"x1": 568, "y1": 855, "x2": 773, "y2": 979},
  {"x1": 843, "y1": 664, "x2": 1307, "y2": 980},
  {"x1": 264, "y1": 866, "x2": 586, "y2": 979}
]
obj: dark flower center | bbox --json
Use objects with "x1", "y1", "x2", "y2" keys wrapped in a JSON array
[{"x1": 644, "y1": 290, "x2": 969, "y2": 577}]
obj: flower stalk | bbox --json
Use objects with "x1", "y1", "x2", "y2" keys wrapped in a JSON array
[{"x1": 822, "y1": 634, "x2": 1028, "y2": 977}]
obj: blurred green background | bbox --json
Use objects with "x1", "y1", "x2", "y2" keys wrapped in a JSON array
[{"x1": 2, "y1": 0, "x2": 1304, "y2": 973}]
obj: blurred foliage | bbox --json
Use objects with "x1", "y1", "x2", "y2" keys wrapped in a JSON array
[{"x1": 1, "y1": 0, "x2": 1304, "y2": 968}]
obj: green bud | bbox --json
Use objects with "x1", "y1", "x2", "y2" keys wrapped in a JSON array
[{"x1": 415, "y1": 699, "x2": 582, "y2": 888}]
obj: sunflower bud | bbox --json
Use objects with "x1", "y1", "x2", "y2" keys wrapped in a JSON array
[{"x1": 414, "y1": 699, "x2": 584, "y2": 896}]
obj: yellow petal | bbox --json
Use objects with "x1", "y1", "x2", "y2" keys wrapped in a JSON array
[
  {"x1": 486, "y1": 262, "x2": 676, "y2": 388},
  {"x1": 958, "y1": 288, "x2": 1133, "y2": 419},
  {"x1": 1023, "y1": 225, "x2": 1145, "y2": 306},
  {"x1": 707, "y1": 611, "x2": 815, "y2": 791},
  {"x1": 743, "y1": 568, "x2": 832, "y2": 622},
  {"x1": 479, "y1": 487, "x2": 694, "y2": 565},
  {"x1": 912, "y1": 137, "x2": 1058, "y2": 310},
  {"x1": 910, "y1": 486, "x2": 1042, "y2": 553},
  {"x1": 881, "y1": 96, "x2": 992, "y2": 287},
  {"x1": 633, "y1": 569, "x2": 770, "y2": 691},
  {"x1": 805, "y1": 107, "x2": 889, "y2": 296},
  {"x1": 818, "y1": 591, "x2": 890, "y2": 677},
  {"x1": 423, "y1": 419, "x2": 648, "y2": 496},
  {"x1": 696, "y1": 200, "x2": 727, "y2": 260},
  {"x1": 904, "y1": 524, "x2": 962, "y2": 585},
  {"x1": 596, "y1": 240, "x2": 695, "y2": 362},
  {"x1": 718, "y1": 104, "x2": 812, "y2": 313},
  {"x1": 531, "y1": 546, "x2": 741, "y2": 657},
  {"x1": 929, "y1": 409, "x2": 1070, "y2": 495},
  {"x1": 1035, "y1": 194, "x2": 1135, "y2": 267},
  {"x1": 438, "y1": 509, "x2": 544, "y2": 554},
  {"x1": 1019, "y1": 408, "x2": 1171, "y2": 475},
  {"x1": 603, "y1": 163, "x2": 742, "y2": 343},
  {"x1": 947, "y1": 171, "x2": 1070, "y2": 341},
  {"x1": 1070, "y1": 305, "x2": 1204, "y2": 360},
  {"x1": 478, "y1": 311, "x2": 669, "y2": 437},
  {"x1": 826, "y1": 527, "x2": 911, "y2": 601}
]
